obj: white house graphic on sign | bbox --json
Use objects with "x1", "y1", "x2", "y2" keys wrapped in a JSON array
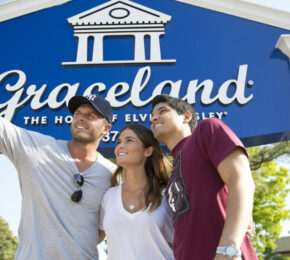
[{"x1": 62, "y1": 0, "x2": 176, "y2": 66}]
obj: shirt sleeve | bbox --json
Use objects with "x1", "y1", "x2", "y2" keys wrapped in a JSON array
[
  {"x1": 0, "y1": 116, "x2": 28, "y2": 165},
  {"x1": 0, "y1": 116, "x2": 53, "y2": 172},
  {"x1": 99, "y1": 193, "x2": 106, "y2": 231},
  {"x1": 196, "y1": 118, "x2": 248, "y2": 169}
]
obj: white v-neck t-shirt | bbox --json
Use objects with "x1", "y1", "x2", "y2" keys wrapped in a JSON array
[{"x1": 100, "y1": 185, "x2": 174, "y2": 260}]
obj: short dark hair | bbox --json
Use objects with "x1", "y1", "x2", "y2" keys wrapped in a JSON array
[{"x1": 152, "y1": 95, "x2": 197, "y2": 132}]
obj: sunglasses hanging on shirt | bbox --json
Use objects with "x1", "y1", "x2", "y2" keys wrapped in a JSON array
[{"x1": 71, "y1": 173, "x2": 84, "y2": 202}]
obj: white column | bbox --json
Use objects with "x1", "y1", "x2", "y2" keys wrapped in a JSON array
[
  {"x1": 134, "y1": 33, "x2": 145, "y2": 61},
  {"x1": 76, "y1": 34, "x2": 89, "y2": 63},
  {"x1": 92, "y1": 34, "x2": 104, "y2": 63},
  {"x1": 150, "y1": 32, "x2": 163, "y2": 61}
]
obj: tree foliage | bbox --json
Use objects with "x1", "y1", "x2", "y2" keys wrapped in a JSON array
[
  {"x1": 263, "y1": 248, "x2": 290, "y2": 260},
  {"x1": 250, "y1": 141, "x2": 290, "y2": 171},
  {"x1": 0, "y1": 217, "x2": 18, "y2": 260},
  {"x1": 247, "y1": 141, "x2": 290, "y2": 259}
]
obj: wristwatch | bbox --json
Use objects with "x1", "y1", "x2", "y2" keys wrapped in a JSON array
[{"x1": 216, "y1": 244, "x2": 242, "y2": 258}]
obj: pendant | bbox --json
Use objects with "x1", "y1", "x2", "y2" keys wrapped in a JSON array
[{"x1": 129, "y1": 204, "x2": 135, "y2": 210}]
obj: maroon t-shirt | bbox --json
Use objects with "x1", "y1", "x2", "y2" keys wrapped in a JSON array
[{"x1": 165, "y1": 118, "x2": 258, "y2": 260}]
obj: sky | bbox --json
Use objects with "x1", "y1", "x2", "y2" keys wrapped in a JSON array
[
  {"x1": 0, "y1": 0, "x2": 289, "y2": 258},
  {"x1": 0, "y1": 0, "x2": 12, "y2": 4}
]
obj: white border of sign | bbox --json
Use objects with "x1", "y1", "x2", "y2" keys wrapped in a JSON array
[
  {"x1": 176, "y1": 0, "x2": 290, "y2": 30},
  {"x1": 0, "y1": 0, "x2": 290, "y2": 31},
  {"x1": 0, "y1": 0, "x2": 73, "y2": 22}
]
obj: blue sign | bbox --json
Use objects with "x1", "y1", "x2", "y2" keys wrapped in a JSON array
[{"x1": 0, "y1": 0, "x2": 289, "y2": 155}]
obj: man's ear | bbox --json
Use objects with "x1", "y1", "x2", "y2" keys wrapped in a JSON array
[
  {"x1": 103, "y1": 123, "x2": 112, "y2": 135},
  {"x1": 183, "y1": 111, "x2": 192, "y2": 124},
  {"x1": 144, "y1": 146, "x2": 154, "y2": 158}
]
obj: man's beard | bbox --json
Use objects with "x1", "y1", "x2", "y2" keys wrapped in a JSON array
[
  {"x1": 72, "y1": 134, "x2": 97, "y2": 144},
  {"x1": 71, "y1": 129, "x2": 101, "y2": 144}
]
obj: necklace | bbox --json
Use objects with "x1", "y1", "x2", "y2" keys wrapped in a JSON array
[{"x1": 122, "y1": 184, "x2": 147, "y2": 211}]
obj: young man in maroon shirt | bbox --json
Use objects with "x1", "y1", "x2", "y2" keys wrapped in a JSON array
[{"x1": 150, "y1": 95, "x2": 258, "y2": 260}]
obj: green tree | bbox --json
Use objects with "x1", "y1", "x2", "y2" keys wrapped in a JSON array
[
  {"x1": 263, "y1": 248, "x2": 290, "y2": 260},
  {"x1": 249, "y1": 141, "x2": 290, "y2": 171},
  {"x1": 248, "y1": 141, "x2": 290, "y2": 259},
  {"x1": 0, "y1": 217, "x2": 18, "y2": 260}
]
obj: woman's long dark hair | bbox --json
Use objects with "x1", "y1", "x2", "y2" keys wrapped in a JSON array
[{"x1": 111, "y1": 124, "x2": 171, "y2": 212}]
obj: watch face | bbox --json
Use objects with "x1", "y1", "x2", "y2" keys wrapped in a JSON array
[{"x1": 226, "y1": 245, "x2": 238, "y2": 257}]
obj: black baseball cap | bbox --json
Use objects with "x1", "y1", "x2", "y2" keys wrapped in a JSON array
[{"x1": 68, "y1": 94, "x2": 113, "y2": 124}]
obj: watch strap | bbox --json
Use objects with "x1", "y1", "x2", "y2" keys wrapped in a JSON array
[{"x1": 216, "y1": 244, "x2": 242, "y2": 258}]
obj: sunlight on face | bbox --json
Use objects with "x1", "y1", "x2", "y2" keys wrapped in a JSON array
[{"x1": 114, "y1": 129, "x2": 147, "y2": 169}]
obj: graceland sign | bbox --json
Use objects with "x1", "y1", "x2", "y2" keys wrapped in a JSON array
[{"x1": 0, "y1": 0, "x2": 289, "y2": 154}]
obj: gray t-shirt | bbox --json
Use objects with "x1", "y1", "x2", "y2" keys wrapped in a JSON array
[{"x1": 0, "y1": 117, "x2": 117, "y2": 260}]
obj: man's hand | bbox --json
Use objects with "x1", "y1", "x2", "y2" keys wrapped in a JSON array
[
  {"x1": 246, "y1": 217, "x2": 255, "y2": 239},
  {"x1": 98, "y1": 230, "x2": 106, "y2": 244}
]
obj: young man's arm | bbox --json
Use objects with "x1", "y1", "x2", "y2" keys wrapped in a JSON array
[
  {"x1": 0, "y1": 116, "x2": 34, "y2": 165},
  {"x1": 214, "y1": 148, "x2": 255, "y2": 260}
]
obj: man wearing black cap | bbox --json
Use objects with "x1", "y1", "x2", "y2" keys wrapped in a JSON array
[{"x1": 0, "y1": 94, "x2": 116, "y2": 260}]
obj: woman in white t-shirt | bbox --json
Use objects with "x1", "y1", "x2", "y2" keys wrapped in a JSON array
[{"x1": 99, "y1": 124, "x2": 174, "y2": 260}]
